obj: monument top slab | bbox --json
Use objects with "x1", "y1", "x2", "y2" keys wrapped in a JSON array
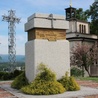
[
  {"x1": 28, "y1": 13, "x2": 65, "y2": 22},
  {"x1": 25, "y1": 13, "x2": 69, "y2": 32}
]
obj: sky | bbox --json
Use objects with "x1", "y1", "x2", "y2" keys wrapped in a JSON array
[{"x1": 0, "y1": 0, "x2": 94, "y2": 55}]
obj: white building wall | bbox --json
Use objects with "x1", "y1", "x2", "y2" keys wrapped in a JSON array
[
  {"x1": 77, "y1": 22, "x2": 90, "y2": 34},
  {"x1": 66, "y1": 21, "x2": 76, "y2": 33},
  {"x1": 66, "y1": 21, "x2": 90, "y2": 34}
]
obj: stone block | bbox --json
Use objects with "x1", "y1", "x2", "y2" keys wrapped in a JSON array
[
  {"x1": 25, "y1": 13, "x2": 69, "y2": 32},
  {"x1": 25, "y1": 39, "x2": 70, "y2": 82}
]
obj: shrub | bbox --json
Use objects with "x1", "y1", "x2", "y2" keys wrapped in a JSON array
[
  {"x1": 13, "y1": 69, "x2": 23, "y2": 78},
  {"x1": 1, "y1": 72, "x2": 11, "y2": 80},
  {"x1": 21, "y1": 80, "x2": 65, "y2": 95},
  {"x1": 12, "y1": 63, "x2": 80, "y2": 95},
  {"x1": 11, "y1": 72, "x2": 29, "y2": 89},
  {"x1": 0, "y1": 71, "x2": 14, "y2": 80},
  {"x1": 58, "y1": 72, "x2": 80, "y2": 91},
  {"x1": 58, "y1": 72, "x2": 69, "y2": 91},
  {"x1": 68, "y1": 76, "x2": 80, "y2": 91},
  {"x1": 35, "y1": 63, "x2": 56, "y2": 81},
  {"x1": 0, "y1": 70, "x2": 23, "y2": 80},
  {"x1": 21, "y1": 63, "x2": 65, "y2": 95},
  {"x1": 0, "y1": 71, "x2": 7, "y2": 79},
  {"x1": 71, "y1": 67, "x2": 84, "y2": 77}
]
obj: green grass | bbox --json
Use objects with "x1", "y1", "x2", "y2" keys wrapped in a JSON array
[{"x1": 76, "y1": 77, "x2": 98, "y2": 83}]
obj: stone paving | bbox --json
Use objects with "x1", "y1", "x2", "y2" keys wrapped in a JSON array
[
  {"x1": 0, "y1": 81, "x2": 17, "y2": 98},
  {"x1": 77, "y1": 80, "x2": 98, "y2": 98},
  {"x1": 77, "y1": 80, "x2": 98, "y2": 89},
  {"x1": 0, "y1": 80, "x2": 98, "y2": 98}
]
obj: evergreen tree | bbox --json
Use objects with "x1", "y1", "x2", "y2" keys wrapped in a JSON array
[
  {"x1": 75, "y1": 1, "x2": 98, "y2": 35},
  {"x1": 76, "y1": 8, "x2": 89, "y2": 22},
  {"x1": 88, "y1": 1, "x2": 98, "y2": 35}
]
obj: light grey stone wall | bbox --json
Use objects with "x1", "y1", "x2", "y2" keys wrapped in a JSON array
[
  {"x1": 66, "y1": 21, "x2": 77, "y2": 33},
  {"x1": 25, "y1": 39, "x2": 70, "y2": 82},
  {"x1": 25, "y1": 13, "x2": 69, "y2": 32}
]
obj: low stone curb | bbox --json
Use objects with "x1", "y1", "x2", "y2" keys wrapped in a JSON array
[{"x1": 1, "y1": 84, "x2": 98, "y2": 98}]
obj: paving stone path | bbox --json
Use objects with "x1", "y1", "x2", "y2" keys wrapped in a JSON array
[
  {"x1": 77, "y1": 80, "x2": 98, "y2": 89},
  {"x1": 0, "y1": 81, "x2": 18, "y2": 98},
  {"x1": 0, "y1": 80, "x2": 98, "y2": 98},
  {"x1": 76, "y1": 80, "x2": 98, "y2": 98}
]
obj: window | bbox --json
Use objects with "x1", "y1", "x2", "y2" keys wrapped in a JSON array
[
  {"x1": 82, "y1": 25, "x2": 83, "y2": 33},
  {"x1": 79, "y1": 24, "x2": 86, "y2": 34},
  {"x1": 84, "y1": 25, "x2": 86, "y2": 33},
  {"x1": 79, "y1": 24, "x2": 81, "y2": 33}
]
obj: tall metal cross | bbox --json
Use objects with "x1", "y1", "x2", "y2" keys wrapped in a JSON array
[{"x1": 2, "y1": 10, "x2": 20, "y2": 72}]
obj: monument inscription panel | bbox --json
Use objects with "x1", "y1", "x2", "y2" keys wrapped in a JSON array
[{"x1": 28, "y1": 29, "x2": 66, "y2": 41}]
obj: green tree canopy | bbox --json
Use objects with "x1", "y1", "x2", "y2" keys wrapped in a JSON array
[
  {"x1": 76, "y1": 8, "x2": 89, "y2": 21},
  {"x1": 75, "y1": 1, "x2": 98, "y2": 35},
  {"x1": 89, "y1": 2, "x2": 98, "y2": 35}
]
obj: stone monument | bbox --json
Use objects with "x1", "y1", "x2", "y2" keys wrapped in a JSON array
[{"x1": 25, "y1": 13, "x2": 70, "y2": 82}]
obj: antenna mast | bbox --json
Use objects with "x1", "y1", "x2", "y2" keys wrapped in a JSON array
[{"x1": 2, "y1": 10, "x2": 20, "y2": 71}]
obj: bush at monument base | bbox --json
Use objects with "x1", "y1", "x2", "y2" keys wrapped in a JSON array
[
  {"x1": 11, "y1": 63, "x2": 80, "y2": 95},
  {"x1": 58, "y1": 72, "x2": 80, "y2": 91},
  {"x1": 68, "y1": 76, "x2": 80, "y2": 91},
  {"x1": 11, "y1": 72, "x2": 29, "y2": 89},
  {"x1": 35, "y1": 63, "x2": 56, "y2": 81},
  {"x1": 21, "y1": 80, "x2": 65, "y2": 95},
  {"x1": 21, "y1": 63, "x2": 65, "y2": 95}
]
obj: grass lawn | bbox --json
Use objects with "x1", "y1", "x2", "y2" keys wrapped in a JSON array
[{"x1": 76, "y1": 77, "x2": 98, "y2": 83}]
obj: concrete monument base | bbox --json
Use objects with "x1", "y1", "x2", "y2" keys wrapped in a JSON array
[{"x1": 25, "y1": 39, "x2": 70, "y2": 82}]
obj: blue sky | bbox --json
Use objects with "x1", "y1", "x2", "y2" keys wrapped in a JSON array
[{"x1": 0, "y1": 0, "x2": 94, "y2": 55}]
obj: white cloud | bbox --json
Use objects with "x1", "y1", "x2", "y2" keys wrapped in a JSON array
[
  {"x1": 16, "y1": 44, "x2": 25, "y2": 55},
  {"x1": 0, "y1": 35, "x2": 8, "y2": 46},
  {"x1": 16, "y1": 34, "x2": 27, "y2": 55},
  {"x1": 0, "y1": 35, "x2": 8, "y2": 54},
  {"x1": 0, "y1": 9, "x2": 8, "y2": 16},
  {"x1": 16, "y1": 34, "x2": 27, "y2": 42},
  {"x1": 0, "y1": 34, "x2": 26, "y2": 55}
]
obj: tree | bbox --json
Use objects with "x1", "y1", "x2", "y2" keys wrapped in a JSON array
[
  {"x1": 76, "y1": 8, "x2": 89, "y2": 22},
  {"x1": 71, "y1": 43, "x2": 94, "y2": 77},
  {"x1": 88, "y1": 1, "x2": 98, "y2": 35},
  {"x1": 75, "y1": 2, "x2": 98, "y2": 35}
]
